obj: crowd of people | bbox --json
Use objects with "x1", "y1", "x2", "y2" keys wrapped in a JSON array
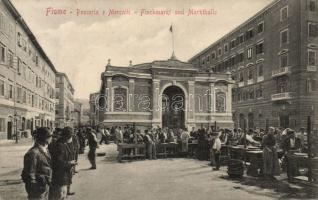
[
  {"x1": 22, "y1": 126, "x2": 98, "y2": 200},
  {"x1": 21, "y1": 124, "x2": 313, "y2": 199},
  {"x1": 109, "y1": 125, "x2": 311, "y2": 178}
]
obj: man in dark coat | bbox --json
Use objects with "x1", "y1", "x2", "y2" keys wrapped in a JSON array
[
  {"x1": 49, "y1": 127, "x2": 77, "y2": 200},
  {"x1": 87, "y1": 127, "x2": 98, "y2": 169},
  {"x1": 282, "y1": 130, "x2": 302, "y2": 180},
  {"x1": 22, "y1": 127, "x2": 53, "y2": 200}
]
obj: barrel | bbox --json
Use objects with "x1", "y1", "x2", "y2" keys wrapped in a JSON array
[{"x1": 227, "y1": 159, "x2": 244, "y2": 178}]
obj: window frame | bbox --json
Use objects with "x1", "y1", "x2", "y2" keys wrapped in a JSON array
[
  {"x1": 257, "y1": 21, "x2": 265, "y2": 34},
  {"x1": 218, "y1": 47, "x2": 222, "y2": 57},
  {"x1": 224, "y1": 43, "x2": 229, "y2": 53},
  {"x1": 308, "y1": 22, "x2": 317, "y2": 38},
  {"x1": 279, "y1": 53, "x2": 289, "y2": 68},
  {"x1": 280, "y1": 5, "x2": 289, "y2": 22},
  {"x1": 247, "y1": 47, "x2": 253, "y2": 60},
  {"x1": 258, "y1": 64, "x2": 264, "y2": 77},
  {"x1": 280, "y1": 28, "x2": 289, "y2": 46},
  {"x1": 0, "y1": 42, "x2": 6, "y2": 63},
  {"x1": 309, "y1": 0, "x2": 316, "y2": 12},
  {"x1": 308, "y1": 49, "x2": 316, "y2": 66},
  {"x1": 256, "y1": 41, "x2": 264, "y2": 54}
]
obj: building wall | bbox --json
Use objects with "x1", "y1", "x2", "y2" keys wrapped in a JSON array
[
  {"x1": 0, "y1": 0, "x2": 56, "y2": 139},
  {"x1": 190, "y1": 0, "x2": 318, "y2": 130},
  {"x1": 55, "y1": 73, "x2": 74, "y2": 128},
  {"x1": 99, "y1": 61, "x2": 233, "y2": 130}
]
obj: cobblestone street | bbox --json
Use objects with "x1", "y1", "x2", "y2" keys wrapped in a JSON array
[{"x1": 1, "y1": 141, "x2": 317, "y2": 200}]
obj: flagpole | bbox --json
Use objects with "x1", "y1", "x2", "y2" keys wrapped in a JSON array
[
  {"x1": 170, "y1": 23, "x2": 175, "y2": 59},
  {"x1": 172, "y1": 23, "x2": 174, "y2": 54}
]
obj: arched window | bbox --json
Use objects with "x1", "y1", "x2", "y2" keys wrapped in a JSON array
[
  {"x1": 113, "y1": 87, "x2": 128, "y2": 112},
  {"x1": 216, "y1": 92, "x2": 226, "y2": 113}
]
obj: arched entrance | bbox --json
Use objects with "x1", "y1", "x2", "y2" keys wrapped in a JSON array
[{"x1": 161, "y1": 86, "x2": 185, "y2": 129}]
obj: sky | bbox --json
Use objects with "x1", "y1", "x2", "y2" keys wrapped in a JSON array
[{"x1": 11, "y1": 0, "x2": 273, "y2": 99}]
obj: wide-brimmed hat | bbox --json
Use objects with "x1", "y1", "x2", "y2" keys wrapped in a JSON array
[
  {"x1": 35, "y1": 127, "x2": 53, "y2": 142},
  {"x1": 62, "y1": 126, "x2": 74, "y2": 139}
]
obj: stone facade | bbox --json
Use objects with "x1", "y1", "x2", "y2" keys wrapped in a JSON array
[
  {"x1": 0, "y1": 0, "x2": 56, "y2": 139},
  {"x1": 55, "y1": 73, "x2": 75, "y2": 128},
  {"x1": 89, "y1": 92, "x2": 100, "y2": 127},
  {"x1": 189, "y1": 0, "x2": 318, "y2": 131},
  {"x1": 98, "y1": 58, "x2": 233, "y2": 130}
]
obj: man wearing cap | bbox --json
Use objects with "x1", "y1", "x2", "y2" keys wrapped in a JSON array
[
  {"x1": 49, "y1": 127, "x2": 77, "y2": 199},
  {"x1": 22, "y1": 127, "x2": 53, "y2": 200}
]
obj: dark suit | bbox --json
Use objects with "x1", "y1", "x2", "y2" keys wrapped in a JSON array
[
  {"x1": 282, "y1": 137, "x2": 302, "y2": 152},
  {"x1": 22, "y1": 144, "x2": 52, "y2": 200},
  {"x1": 282, "y1": 137, "x2": 302, "y2": 179},
  {"x1": 50, "y1": 140, "x2": 74, "y2": 186}
]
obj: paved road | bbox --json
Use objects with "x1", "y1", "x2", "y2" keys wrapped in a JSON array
[
  {"x1": 0, "y1": 142, "x2": 317, "y2": 200},
  {"x1": 70, "y1": 144, "x2": 317, "y2": 200}
]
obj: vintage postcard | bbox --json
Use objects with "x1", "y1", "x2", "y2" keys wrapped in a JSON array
[{"x1": 0, "y1": 0, "x2": 317, "y2": 199}]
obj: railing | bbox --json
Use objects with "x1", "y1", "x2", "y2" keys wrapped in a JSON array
[
  {"x1": 257, "y1": 76, "x2": 264, "y2": 82},
  {"x1": 271, "y1": 92, "x2": 293, "y2": 101},
  {"x1": 272, "y1": 67, "x2": 290, "y2": 77},
  {"x1": 247, "y1": 79, "x2": 254, "y2": 85},
  {"x1": 307, "y1": 66, "x2": 317, "y2": 72}
]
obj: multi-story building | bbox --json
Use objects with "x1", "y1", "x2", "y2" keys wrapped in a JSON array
[
  {"x1": 0, "y1": 0, "x2": 56, "y2": 139},
  {"x1": 55, "y1": 72, "x2": 75, "y2": 128},
  {"x1": 89, "y1": 92, "x2": 100, "y2": 127},
  {"x1": 73, "y1": 100, "x2": 82, "y2": 127},
  {"x1": 189, "y1": 0, "x2": 318, "y2": 130}
]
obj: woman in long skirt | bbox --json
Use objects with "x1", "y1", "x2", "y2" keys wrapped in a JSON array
[{"x1": 261, "y1": 127, "x2": 280, "y2": 179}]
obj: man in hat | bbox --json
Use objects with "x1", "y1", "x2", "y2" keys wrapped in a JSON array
[
  {"x1": 22, "y1": 127, "x2": 53, "y2": 200},
  {"x1": 49, "y1": 127, "x2": 77, "y2": 200},
  {"x1": 211, "y1": 131, "x2": 222, "y2": 170},
  {"x1": 87, "y1": 127, "x2": 98, "y2": 169}
]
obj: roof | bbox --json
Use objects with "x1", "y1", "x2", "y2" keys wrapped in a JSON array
[
  {"x1": 188, "y1": 0, "x2": 279, "y2": 62},
  {"x1": 2, "y1": 0, "x2": 58, "y2": 73},
  {"x1": 105, "y1": 57, "x2": 198, "y2": 73}
]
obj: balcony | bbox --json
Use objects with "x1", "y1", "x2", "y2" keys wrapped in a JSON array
[
  {"x1": 307, "y1": 66, "x2": 317, "y2": 72},
  {"x1": 271, "y1": 67, "x2": 291, "y2": 78},
  {"x1": 271, "y1": 92, "x2": 293, "y2": 101},
  {"x1": 247, "y1": 79, "x2": 254, "y2": 85},
  {"x1": 257, "y1": 76, "x2": 264, "y2": 82}
]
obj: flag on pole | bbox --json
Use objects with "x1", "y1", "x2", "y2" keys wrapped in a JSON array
[{"x1": 169, "y1": 25, "x2": 173, "y2": 33}]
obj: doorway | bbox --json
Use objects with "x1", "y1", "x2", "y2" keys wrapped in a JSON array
[
  {"x1": 161, "y1": 86, "x2": 185, "y2": 129},
  {"x1": 7, "y1": 121, "x2": 12, "y2": 139},
  {"x1": 279, "y1": 114, "x2": 289, "y2": 128}
]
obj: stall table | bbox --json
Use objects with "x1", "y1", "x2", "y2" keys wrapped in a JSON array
[{"x1": 117, "y1": 143, "x2": 146, "y2": 162}]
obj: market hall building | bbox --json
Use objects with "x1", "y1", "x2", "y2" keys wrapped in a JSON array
[{"x1": 97, "y1": 56, "x2": 234, "y2": 130}]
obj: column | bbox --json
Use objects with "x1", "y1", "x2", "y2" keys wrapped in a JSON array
[
  {"x1": 188, "y1": 81, "x2": 195, "y2": 125},
  {"x1": 209, "y1": 82, "x2": 215, "y2": 121},
  {"x1": 152, "y1": 79, "x2": 160, "y2": 126},
  {"x1": 106, "y1": 77, "x2": 112, "y2": 112},
  {"x1": 129, "y1": 79, "x2": 135, "y2": 112},
  {"x1": 226, "y1": 83, "x2": 232, "y2": 113}
]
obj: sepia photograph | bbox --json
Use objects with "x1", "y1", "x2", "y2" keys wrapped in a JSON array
[{"x1": 0, "y1": 0, "x2": 317, "y2": 199}]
